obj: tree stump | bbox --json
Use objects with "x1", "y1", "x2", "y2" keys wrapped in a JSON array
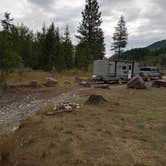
[{"x1": 85, "y1": 95, "x2": 108, "y2": 105}]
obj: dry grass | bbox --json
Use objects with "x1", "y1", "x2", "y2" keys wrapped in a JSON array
[
  {"x1": 6, "y1": 70, "x2": 92, "y2": 86},
  {"x1": 0, "y1": 135, "x2": 16, "y2": 165},
  {"x1": 38, "y1": 103, "x2": 55, "y2": 115},
  {"x1": 6, "y1": 85, "x2": 166, "y2": 166}
]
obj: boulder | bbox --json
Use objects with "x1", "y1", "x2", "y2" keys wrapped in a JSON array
[
  {"x1": 44, "y1": 77, "x2": 58, "y2": 87},
  {"x1": 152, "y1": 80, "x2": 166, "y2": 88},
  {"x1": 127, "y1": 76, "x2": 147, "y2": 89}
]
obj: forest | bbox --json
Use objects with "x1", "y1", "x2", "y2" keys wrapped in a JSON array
[{"x1": 0, "y1": 0, "x2": 165, "y2": 79}]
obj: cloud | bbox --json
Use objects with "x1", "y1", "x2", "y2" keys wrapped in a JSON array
[
  {"x1": 28, "y1": 0, "x2": 54, "y2": 7},
  {"x1": 0, "y1": 0, "x2": 166, "y2": 56}
]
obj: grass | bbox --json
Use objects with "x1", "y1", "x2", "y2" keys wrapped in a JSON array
[
  {"x1": 5, "y1": 85, "x2": 166, "y2": 166},
  {"x1": 6, "y1": 70, "x2": 92, "y2": 86}
]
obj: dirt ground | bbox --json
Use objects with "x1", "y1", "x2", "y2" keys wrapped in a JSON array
[
  {"x1": 1, "y1": 72, "x2": 166, "y2": 166},
  {"x1": 0, "y1": 71, "x2": 91, "y2": 135},
  {"x1": 0, "y1": 85, "x2": 83, "y2": 135},
  {"x1": 1, "y1": 83, "x2": 166, "y2": 166}
]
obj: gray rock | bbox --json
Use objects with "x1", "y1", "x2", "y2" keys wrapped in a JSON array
[
  {"x1": 64, "y1": 105, "x2": 73, "y2": 112},
  {"x1": 44, "y1": 77, "x2": 58, "y2": 87},
  {"x1": 127, "y1": 76, "x2": 147, "y2": 89}
]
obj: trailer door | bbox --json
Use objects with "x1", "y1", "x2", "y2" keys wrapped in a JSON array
[{"x1": 128, "y1": 64, "x2": 132, "y2": 79}]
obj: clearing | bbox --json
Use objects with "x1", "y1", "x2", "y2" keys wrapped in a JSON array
[{"x1": 0, "y1": 71, "x2": 166, "y2": 166}]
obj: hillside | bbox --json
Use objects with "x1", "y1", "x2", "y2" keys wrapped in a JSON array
[
  {"x1": 147, "y1": 39, "x2": 166, "y2": 50},
  {"x1": 114, "y1": 40, "x2": 166, "y2": 68}
]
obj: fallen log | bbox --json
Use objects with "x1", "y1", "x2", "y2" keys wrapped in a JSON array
[
  {"x1": 94, "y1": 84, "x2": 110, "y2": 89},
  {"x1": 152, "y1": 80, "x2": 166, "y2": 88}
]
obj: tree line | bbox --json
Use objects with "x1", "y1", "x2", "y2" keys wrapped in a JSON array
[{"x1": 0, "y1": 0, "x2": 129, "y2": 77}]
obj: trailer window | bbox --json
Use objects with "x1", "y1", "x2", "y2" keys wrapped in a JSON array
[
  {"x1": 140, "y1": 68, "x2": 151, "y2": 71},
  {"x1": 129, "y1": 65, "x2": 132, "y2": 70},
  {"x1": 122, "y1": 66, "x2": 126, "y2": 70}
]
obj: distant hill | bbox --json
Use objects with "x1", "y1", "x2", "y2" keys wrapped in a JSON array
[
  {"x1": 111, "y1": 40, "x2": 166, "y2": 68},
  {"x1": 146, "y1": 39, "x2": 166, "y2": 50}
]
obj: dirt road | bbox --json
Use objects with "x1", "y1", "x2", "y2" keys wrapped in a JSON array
[{"x1": 0, "y1": 87, "x2": 81, "y2": 135}]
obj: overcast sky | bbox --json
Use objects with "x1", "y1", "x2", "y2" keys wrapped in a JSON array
[{"x1": 0, "y1": 0, "x2": 166, "y2": 56}]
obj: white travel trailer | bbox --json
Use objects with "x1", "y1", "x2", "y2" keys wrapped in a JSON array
[{"x1": 92, "y1": 60, "x2": 140, "y2": 82}]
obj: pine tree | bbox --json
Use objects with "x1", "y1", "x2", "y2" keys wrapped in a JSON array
[
  {"x1": 54, "y1": 27, "x2": 65, "y2": 72},
  {"x1": 11, "y1": 24, "x2": 33, "y2": 68},
  {"x1": 76, "y1": 0, "x2": 105, "y2": 68},
  {"x1": 75, "y1": 43, "x2": 90, "y2": 69},
  {"x1": 111, "y1": 15, "x2": 128, "y2": 59},
  {"x1": 0, "y1": 13, "x2": 22, "y2": 78},
  {"x1": 62, "y1": 26, "x2": 74, "y2": 69}
]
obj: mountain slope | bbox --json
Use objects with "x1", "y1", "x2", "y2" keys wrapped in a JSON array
[
  {"x1": 147, "y1": 39, "x2": 166, "y2": 50},
  {"x1": 112, "y1": 40, "x2": 166, "y2": 68}
]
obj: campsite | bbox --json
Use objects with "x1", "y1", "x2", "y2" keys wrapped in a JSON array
[
  {"x1": 0, "y1": 71, "x2": 166, "y2": 166},
  {"x1": 1, "y1": 0, "x2": 166, "y2": 165}
]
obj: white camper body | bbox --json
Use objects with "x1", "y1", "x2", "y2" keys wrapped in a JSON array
[{"x1": 93, "y1": 60, "x2": 140, "y2": 82}]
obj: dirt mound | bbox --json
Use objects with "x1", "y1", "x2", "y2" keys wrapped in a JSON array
[
  {"x1": 127, "y1": 76, "x2": 147, "y2": 89},
  {"x1": 152, "y1": 80, "x2": 166, "y2": 88},
  {"x1": 85, "y1": 95, "x2": 108, "y2": 105}
]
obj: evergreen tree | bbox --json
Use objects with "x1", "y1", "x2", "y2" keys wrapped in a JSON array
[
  {"x1": 45, "y1": 23, "x2": 57, "y2": 71},
  {"x1": 111, "y1": 15, "x2": 128, "y2": 59},
  {"x1": 54, "y1": 27, "x2": 65, "y2": 71},
  {"x1": 62, "y1": 26, "x2": 74, "y2": 69},
  {"x1": 76, "y1": 0, "x2": 105, "y2": 69},
  {"x1": 75, "y1": 43, "x2": 90, "y2": 69},
  {"x1": 37, "y1": 24, "x2": 47, "y2": 70},
  {"x1": 0, "y1": 13, "x2": 22, "y2": 78},
  {"x1": 11, "y1": 24, "x2": 34, "y2": 68}
]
